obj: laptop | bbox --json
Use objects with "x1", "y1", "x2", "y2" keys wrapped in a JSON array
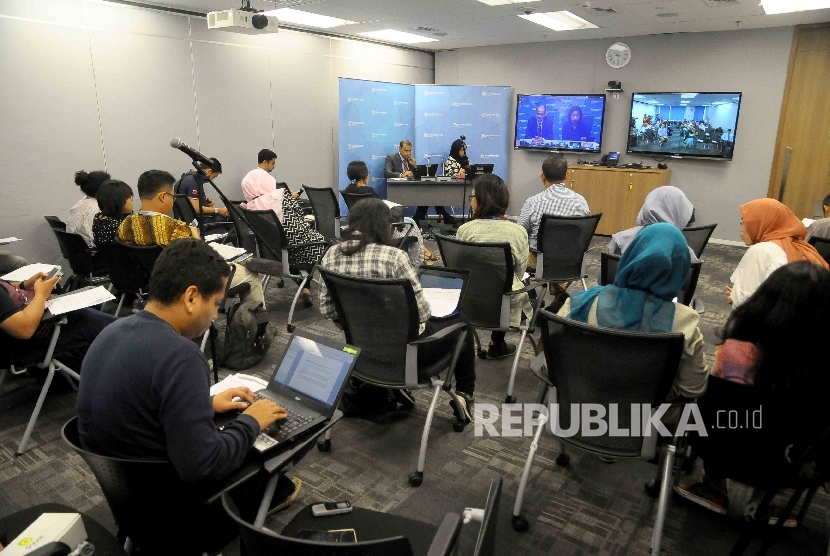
[
  {"x1": 250, "y1": 330, "x2": 360, "y2": 453},
  {"x1": 414, "y1": 163, "x2": 439, "y2": 180}
]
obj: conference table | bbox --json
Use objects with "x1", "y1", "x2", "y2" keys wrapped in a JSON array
[{"x1": 386, "y1": 177, "x2": 469, "y2": 210}]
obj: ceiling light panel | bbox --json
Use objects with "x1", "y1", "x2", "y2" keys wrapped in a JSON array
[
  {"x1": 476, "y1": 0, "x2": 541, "y2": 5},
  {"x1": 358, "y1": 29, "x2": 439, "y2": 43},
  {"x1": 517, "y1": 10, "x2": 598, "y2": 31},
  {"x1": 263, "y1": 8, "x2": 355, "y2": 28},
  {"x1": 761, "y1": 0, "x2": 830, "y2": 13}
]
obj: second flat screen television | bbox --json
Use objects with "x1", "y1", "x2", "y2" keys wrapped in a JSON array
[{"x1": 515, "y1": 94, "x2": 606, "y2": 153}]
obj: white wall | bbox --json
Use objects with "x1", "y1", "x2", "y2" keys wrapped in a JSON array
[
  {"x1": 436, "y1": 27, "x2": 794, "y2": 241},
  {"x1": 0, "y1": 0, "x2": 434, "y2": 265}
]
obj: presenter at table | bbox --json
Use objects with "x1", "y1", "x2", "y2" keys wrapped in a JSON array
[
  {"x1": 524, "y1": 104, "x2": 555, "y2": 143},
  {"x1": 384, "y1": 139, "x2": 416, "y2": 179},
  {"x1": 561, "y1": 105, "x2": 592, "y2": 142}
]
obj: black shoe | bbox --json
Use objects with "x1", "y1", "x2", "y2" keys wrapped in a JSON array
[
  {"x1": 394, "y1": 389, "x2": 416, "y2": 409},
  {"x1": 486, "y1": 341, "x2": 517, "y2": 360},
  {"x1": 450, "y1": 391, "x2": 474, "y2": 422},
  {"x1": 301, "y1": 293, "x2": 313, "y2": 308},
  {"x1": 267, "y1": 476, "x2": 302, "y2": 516},
  {"x1": 441, "y1": 214, "x2": 458, "y2": 226}
]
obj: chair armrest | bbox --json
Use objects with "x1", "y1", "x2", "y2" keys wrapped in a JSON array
[
  {"x1": 408, "y1": 322, "x2": 467, "y2": 346},
  {"x1": 509, "y1": 281, "x2": 548, "y2": 295},
  {"x1": 426, "y1": 513, "x2": 462, "y2": 556}
]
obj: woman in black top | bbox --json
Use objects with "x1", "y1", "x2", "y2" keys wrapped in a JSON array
[
  {"x1": 93, "y1": 180, "x2": 134, "y2": 247},
  {"x1": 443, "y1": 138, "x2": 469, "y2": 179},
  {"x1": 343, "y1": 160, "x2": 381, "y2": 198}
]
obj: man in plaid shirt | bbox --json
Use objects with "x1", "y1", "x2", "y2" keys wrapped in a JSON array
[
  {"x1": 518, "y1": 156, "x2": 590, "y2": 267},
  {"x1": 318, "y1": 199, "x2": 476, "y2": 420}
]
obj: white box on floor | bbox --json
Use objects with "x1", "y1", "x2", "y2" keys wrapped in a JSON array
[{"x1": 2, "y1": 513, "x2": 86, "y2": 555}]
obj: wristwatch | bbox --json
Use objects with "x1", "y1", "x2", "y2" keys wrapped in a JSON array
[{"x1": 214, "y1": 207, "x2": 219, "y2": 214}]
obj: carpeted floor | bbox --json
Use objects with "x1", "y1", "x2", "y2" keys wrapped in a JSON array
[{"x1": 1, "y1": 237, "x2": 827, "y2": 555}]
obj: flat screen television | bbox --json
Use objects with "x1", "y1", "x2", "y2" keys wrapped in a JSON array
[
  {"x1": 514, "y1": 94, "x2": 606, "y2": 153},
  {"x1": 627, "y1": 92, "x2": 742, "y2": 160}
]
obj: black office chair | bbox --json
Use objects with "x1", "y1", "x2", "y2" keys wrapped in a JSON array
[
  {"x1": 599, "y1": 252, "x2": 702, "y2": 306},
  {"x1": 172, "y1": 194, "x2": 234, "y2": 236},
  {"x1": 50, "y1": 229, "x2": 108, "y2": 291},
  {"x1": 44, "y1": 215, "x2": 66, "y2": 231},
  {"x1": 340, "y1": 189, "x2": 375, "y2": 211},
  {"x1": 808, "y1": 236, "x2": 830, "y2": 266},
  {"x1": 318, "y1": 267, "x2": 471, "y2": 486},
  {"x1": 681, "y1": 223, "x2": 717, "y2": 259},
  {"x1": 226, "y1": 200, "x2": 260, "y2": 255},
  {"x1": 97, "y1": 242, "x2": 152, "y2": 316},
  {"x1": 304, "y1": 185, "x2": 343, "y2": 241},
  {"x1": 511, "y1": 311, "x2": 684, "y2": 556}
]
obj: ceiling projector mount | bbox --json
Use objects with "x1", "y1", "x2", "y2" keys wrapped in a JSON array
[{"x1": 207, "y1": 0, "x2": 279, "y2": 34}]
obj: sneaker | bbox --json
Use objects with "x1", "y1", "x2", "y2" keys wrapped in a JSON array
[
  {"x1": 745, "y1": 502, "x2": 798, "y2": 528},
  {"x1": 450, "y1": 391, "x2": 474, "y2": 422},
  {"x1": 674, "y1": 482, "x2": 728, "y2": 515},
  {"x1": 394, "y1": 388, "x2": 416, "y2": 409},
  {"x1": 486, "y1": 341, "x2": 517, "y2": 360},
  {"x1": 267, "y1": 477, "x2": 302, "y2": 516}
]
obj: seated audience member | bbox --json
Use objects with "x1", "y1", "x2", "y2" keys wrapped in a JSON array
[
  {"x1": 658, "y1": 123, "x2": 669, "y2": 145},
  {"x1": 0, "y1": 251, "x2": 28, "y2": 275},
  {"x1": 343, "y1": 160, "x2": 381, "y2": 199},
  {"x1": 675, "y1": 261, "x2": 830, "y2": 520},
  {"x1": 456, "y1": 174, "x2": 532, "y2": 359},
  {"x1": 0, "y1": 271, "x2": 116, "y2": 364},
  {"x1": 562, "y1": 223, "x2": 707, "y2": 400},
  {"x1": 241, "y1": 150, "x2": 327, "y2": 308},
  {"x1": 92, "y1": 179, "x2": 134, "y2": 247},
  {"x1": 119, "y1": 170, "x2": 265, "y2": 307},
  {"x1": 518, "y1": 155, "x2": 589, "y2": 268},
  {"x1": 609, "y1": 186, "x2": 697, "y2": 261},
  {"x1": 443, "y1": 138, "x2": 469, "y2": 179},
  {"x1": 806, "y1": 192, "x2": 830, "y2": 241},
  {"x1": 318, "y1": 199, "x2": 476, "y2": 420},
  {"x1": 76, "y1": 239, "x2": 299, "y2": 553},
  {"x1": 729, "y1": 198, "x2": 829, "y2": 307},
  {"x1": 68, "y1": 170, "x2": 111, "y2": 247},
  {"x1": 175, "y1": 158, "x2": 229, "y2": 219}
]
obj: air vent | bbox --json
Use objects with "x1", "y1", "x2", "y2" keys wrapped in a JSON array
[
  {"x1": 585, "y1": 6, "x2": 618, "y2": 14},
  {"x1": 413, "y1": 26, "x2": 441, "y2": 32},
  {"x1": 701, "y1": 0, "x2": 740, "y2": 6},
  {"x1": 657, "y1": 12, "x2": 679, "y2": 17}
]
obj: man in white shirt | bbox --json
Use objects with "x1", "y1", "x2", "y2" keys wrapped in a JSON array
[{"x1": 518, "y1": 155, "x2": 590, "y2": 269}]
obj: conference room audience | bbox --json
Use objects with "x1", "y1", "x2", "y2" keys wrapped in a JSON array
[
  {"x1": 444, "y1": 138, "x2": 469, "y2": 179},
  {"x1": 119, "y1": 169, "x2": 265, "y2": 307},
  {"x1": 68, "y1": 170, "x2": 111, "y2": 247},
  {"x1": 92, "y1": 179, "x2": 134, "y2": 247},
  {"x1": 456, "y1": 174, "x2": 532, "y2": 359},
  {"x1": 561, "y1": 223, "x2": 708, "y2": 400},
  {"x1": 806, "y1": 192, "x2": 830, "y2": 241},
  {"x1": 317, "y1": 199, "x2": 476, "y2": 420},
  {"x1": 76, "y1": 239, "x2": 298, "y2": 554},
  {"x1": 729, "y1": 198, "x2": 829, "y2": 307},
  {"x1": 561, "y1": 105, "x2": 591, "y2": 142},
  {"x1": 609, "y1": 186, "x2": 697, "y2": 262},
  {"x1": 518, "y1": 155, "x2": 589, "y2": 268},
  {"x1": 675, "y1": 261, "x2": 830, "y2": 520},
  {"x1": 241, "y1": 150, "x2": 326, "y2": 307},
  {"x1": 386, "y1": 139, "x2": 457, "y2": 225},
  {"x1": 343, "y1": 160, "x2": 381, "y2": 199},
  {"x1": 175, "y1": 158, "x2": 229, "y2": 219}
]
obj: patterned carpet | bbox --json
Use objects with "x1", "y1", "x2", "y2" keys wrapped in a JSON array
[{"x1": 1, "y1": 237, "x2": 828, "y2": 555}]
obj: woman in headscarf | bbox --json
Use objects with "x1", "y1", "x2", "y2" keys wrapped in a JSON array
[
  {"x1": 608, "y1": 186, "x2": 697, "y2": 262},
  {"x1": 444, "y1": 138, "x2": 470, "y2": 179},
  {"x1": 728, "y1": 198, "x2": 829, "y2": 307},
  {"x1": 241, "y1": 167, "x2": 326, "y2": 307},
  {"x1": 561, "y1": 223, "x2": 708, "y2": 399}
]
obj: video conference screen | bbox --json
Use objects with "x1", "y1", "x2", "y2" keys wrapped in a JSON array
[
  {"x1": 514, "y1": 94, "x2": 606, "y2": 153},
  {"x1": 627, "y1": 92, "x2": 742, "y2": 159}
]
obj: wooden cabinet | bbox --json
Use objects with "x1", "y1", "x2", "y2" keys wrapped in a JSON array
[{"x1": 565, "y1": 165, "x2": 672, "y2": 235}]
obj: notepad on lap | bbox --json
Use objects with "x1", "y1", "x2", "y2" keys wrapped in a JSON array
[
  {"x1": 45, "y1": 286, "x2": 115, "y2": 316},
  {"x1": 423, "y1": 288, "x2": 462, "y2": 318}
]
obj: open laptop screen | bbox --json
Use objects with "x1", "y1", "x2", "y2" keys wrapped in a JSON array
[{"x1": 272, "y1": 335, "x2": 356, "y2": 407}]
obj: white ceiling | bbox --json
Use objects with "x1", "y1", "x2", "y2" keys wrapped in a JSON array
[{"x1": 126, "y1": 0, "x2": 830, "y2": 50}]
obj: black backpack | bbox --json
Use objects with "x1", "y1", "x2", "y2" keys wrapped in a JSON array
[{"x1": 219, "y1": 300, "x2": 272, "y2": 370}]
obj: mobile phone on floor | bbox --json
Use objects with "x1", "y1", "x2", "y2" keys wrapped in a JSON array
[{"x1": 311, "y1": 501, "x2": 352, "y2": 517}]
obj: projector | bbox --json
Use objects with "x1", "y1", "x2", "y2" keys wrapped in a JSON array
[{"x1": 207, "y1": 9, "x2": 278, "y2": 34}]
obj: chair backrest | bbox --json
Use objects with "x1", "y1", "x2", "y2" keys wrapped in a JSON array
[
  {"x1": 304, "y1": 185, "x2": 341, "y2": 240},
  {"x1": 221, "y1": 493, "x2": 416, "y2": 556},
  {"x1": 681, "y1": 224, "x2": 717, "y2": 259},
  {"x1": 808, "y1": 236, "x2": 830, "y2": 266},
  {"x1": 52, "y1": 229, "x2": 94, "y2": 275},
  {"x1": 537, "y1": 213, "x2": 602, "y2": 282},
  {"x1": 115, "y1": 238, "x2": 163, "y2": 278},
  {"x1": 340, "y1": 189, "x2": 375, "y2": 211},
  {"x1": 44, "y1": 215, "x2": 66, "y2": 231},
  {"x1": 433, "y1": 233, "x2": 512, "y2": 330},
  {"x1": 473, "y1": 476, "x2": 502, "y2": 556},
  {"x1": 98, "y1": 243, "x2": 151, "y2": 293},
  {"x1": 318, "y1": 268, "x2": 419, "y2": 387},
  {"x1": 227, "y1": 201, "x2": 259, "y2": 254},
  {"x1": 172, "y1": 194, "x2": 199, "y2": 225},
  {"x1": 599, "y1": 252, "x2": 702, "y2": 307},
  {"x1": 539, "y1": 311, "x2": 684, "y2": 457},
  {"x1": 237, "y1": 207, "x2": 290, "y2": 261}
]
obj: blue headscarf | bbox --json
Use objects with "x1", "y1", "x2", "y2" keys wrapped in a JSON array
[{"x1": 569, "y1": 223, "x2": 691, "y2": 332}]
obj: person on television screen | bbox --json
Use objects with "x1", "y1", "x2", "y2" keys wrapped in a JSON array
[
  {"x1": 658, "y1": 122, "x2": 669, "y2": 145},
  {"x1": 561, "y1": 106, "x2": 592, "y2": 142},
  {"x1": 722, "y1": 128, "x2": 735, "y2": 150},
  {"x1": 524, "y1": 104, "x2": 555, "y2": 143}
]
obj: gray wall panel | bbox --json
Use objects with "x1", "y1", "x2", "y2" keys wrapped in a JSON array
[{"x1": 85, "y1": 1, "x2": 189, "y2": 39}]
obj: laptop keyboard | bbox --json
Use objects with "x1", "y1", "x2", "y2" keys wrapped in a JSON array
[{"x1": 251, "y1": 393, "x2": 319, "y2": 451}]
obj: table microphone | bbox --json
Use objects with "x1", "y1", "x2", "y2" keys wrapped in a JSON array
[{"x1": 170, "y1": 137, "x2": 214, "y2": 166}]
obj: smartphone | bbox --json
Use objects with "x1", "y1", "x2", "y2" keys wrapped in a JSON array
[
  {"x1": 297, "y1": 529, "x2": 357, "y2": 543},
  {"x1": 296, "y1": 187, "x2": 305, "y2": 196},
  {"x1": 45, "y1": 266, "x2": 62, "y2": 280},
  {"x1": 311, "y1": 501, "x2": 352, "y2": 517}
]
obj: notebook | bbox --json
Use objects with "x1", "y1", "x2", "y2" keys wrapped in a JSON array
[{"x1": 249, "y1": 330, "x2": 360, "y2": 453}]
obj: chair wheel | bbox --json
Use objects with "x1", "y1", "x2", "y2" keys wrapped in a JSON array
[
  {"x1": 409, "y1": 472, "x2": 423, "y2": 487},
  {"x1": 277, "y1": 279, "x2": 285, "y2": 288},
  {"x1": 505, "y1": 395, "x2": 517, "y2": 404},
  {"x1": 317, "y1": 439, "x2": 331, "y2": 452},
  {"x1": 645, "y1": 479, "x2": 661, "y2": 498},
  {"x1": 477, "y1": 350, "x2": 487, "y2": 359},
  {"x1": 555, "y1": 453, "x2": 569, "y2": 467},
  {"x1": 512, "y1": 515, "x2": 529, "y2": 532},
  {"x1": 453, "y1": 421, "x2": 466, "y2": 432},
  {"x1": 287, "y1": 324, "x2": 295, "y2": 333}
]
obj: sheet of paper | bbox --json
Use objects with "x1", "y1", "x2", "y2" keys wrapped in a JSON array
[
  {"x1": 803, "y1": 217, "x2": 816, "y2": 228},
  {"x1": 1, "y1": 263, "x2": 58, "y2": 282},
  {"x1": 45, "y1": 286, "x2": 115, "y2": 316},
  {"x1": 423, "y1": 287, "x2": 462, "y2": 318},
  {"x1": 0, "y1": 237, "x2": 21, "y2": 245},
  {"x1": 383, "y1": 200, "x2": 402, "y2": 208},
  {"x1": 209, "y1": 373, "x2": 269, "y2": 397},
  {"x1": 204, "y1": 232, "x2": 229, "y2": 243}
]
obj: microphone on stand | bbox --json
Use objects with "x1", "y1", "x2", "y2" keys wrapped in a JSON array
[{"x1": 169, "y1": 137, "x2": 214, "y2": 166}]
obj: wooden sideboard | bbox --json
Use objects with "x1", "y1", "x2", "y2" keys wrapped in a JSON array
[{"x1": 564, "y1": 165, "x2": 672, "y2": 235}]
